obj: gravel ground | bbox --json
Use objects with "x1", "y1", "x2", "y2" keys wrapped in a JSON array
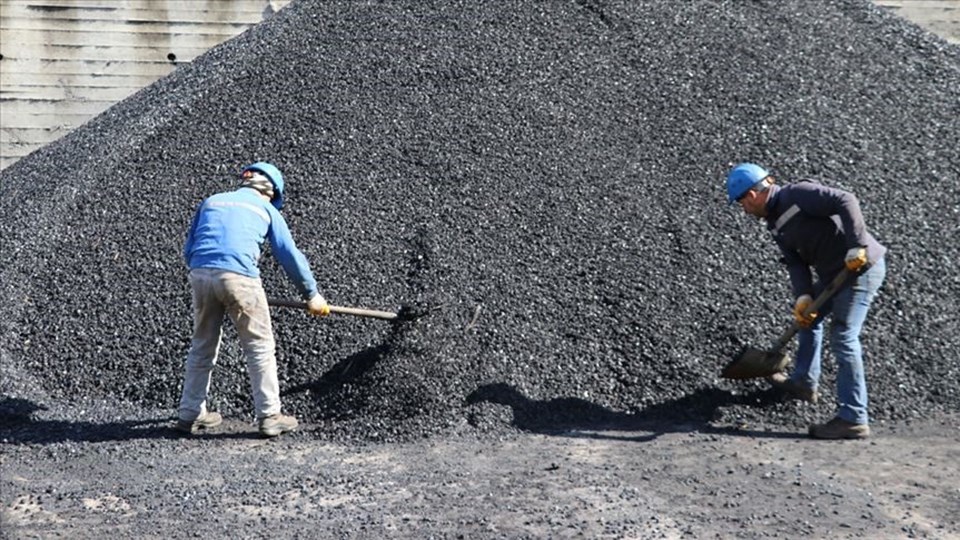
[
  {"x1": 1, "y1": 0, "x2": 959, "y2": 537},
  {"x1": 2, "y1": 408, "x2": 959, "y2": 539}
]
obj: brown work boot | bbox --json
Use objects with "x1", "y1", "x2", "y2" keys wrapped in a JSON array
[
  {"x1": 767, "y1": 372, "x2": 819, "y2": 403},
  {"x1": 175, "y1": 411, "x2": 223, "y2": 434},
  {"x1": 259, "y1": 413, "x2": 298, "y2": 437},
  {"x1": 808, "y1": 417, "x2": 870, "y2": 440}
]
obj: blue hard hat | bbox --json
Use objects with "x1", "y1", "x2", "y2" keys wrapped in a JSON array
[
  {"x1": 726, "y1": 162, "x2": 769, "y2": 205},
  {"x1": 242, "y1": 162, "x2": 284, "y2": 209}
]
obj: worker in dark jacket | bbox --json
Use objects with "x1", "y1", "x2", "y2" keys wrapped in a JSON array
[
  {"x1": 177, "y1": 162, "x2": 329, "y2": 437},
  {"x1": 726, "y1": 162, "x2": 886, "y2": 439}
]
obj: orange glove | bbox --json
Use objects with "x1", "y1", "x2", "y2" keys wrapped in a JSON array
[
  {"x1": 307, "y1": 294, "x2": 330, "y2": 317},
  {"x1": 845, "y1": 247, "x2": 867, "y2": 272},
  {"x1": 793, "y1": 294, "x2": 817, "y2": 328}
]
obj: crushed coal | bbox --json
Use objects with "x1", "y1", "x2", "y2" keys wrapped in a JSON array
[{"x1": 1, "y1": 0, "x2": 958, "y2": 443}]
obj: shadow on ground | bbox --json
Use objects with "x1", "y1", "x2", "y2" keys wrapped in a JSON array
[
  {"x1": 466, "y1": 382, "x2": 803, "y2": 441},
  {"x1": 1, "y1": 329, "x2": 409, "y2": 445},
  {"x1": 282, "y1": 342, "x2": 390, "y2": 398},
  {"x1": 0, "y1": 397, "x2": 260, "y2": 444},
  {"x1": 2, "y1": 379, "x2": 800, "y2": 445}
]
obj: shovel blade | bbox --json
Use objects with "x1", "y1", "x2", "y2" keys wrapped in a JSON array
[
  {"x1": 721, "y1": 346, "x2": 790, "y2": 380},
  {"x1": 395, "y1": 303, "x2": 444, "y2": 322}
]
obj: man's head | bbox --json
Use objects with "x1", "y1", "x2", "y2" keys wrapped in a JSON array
[
  {"x1": 240, "y1": 162, "x2": 285, "y2": 210},
  {"x1": 726, "y1": 162, "x2": 772, "y2": 217}
]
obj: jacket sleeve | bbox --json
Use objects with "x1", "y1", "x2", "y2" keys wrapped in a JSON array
[
  {"x1": 776, "y1": 240, "x2": 814, "y2": 298},
  {"x1": 265, "y1": 209, "x2": 320, "y2": 300},
  {"x1": 792, "y1": 182, "x2": 869, "y2": 249}
]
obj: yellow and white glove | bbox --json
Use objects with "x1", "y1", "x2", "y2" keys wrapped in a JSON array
[
  {"x1": 845, "y1": 247, "x2": 868, "y2": 272},
  {"x1": 793, "y1": 294, "x2": 817, "y2": 328},
  {"x1": 307, "y1": 294, "x2": 330, "y2": 317}
]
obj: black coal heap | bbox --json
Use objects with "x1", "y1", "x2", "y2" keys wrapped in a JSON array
[{"x1": 2, "y1": 0, "x2": 958, "y2": 442}]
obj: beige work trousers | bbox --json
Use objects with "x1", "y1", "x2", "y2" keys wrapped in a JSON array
[{"x1": 178, "y1": 268, "x2": 281, "y2": 421}]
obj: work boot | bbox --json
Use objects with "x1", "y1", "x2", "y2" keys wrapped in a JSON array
[
  {"x1": 175, "y1": 411, "x2": 222, "y2": 434},
  {"x1": 808, "y1": 417, "x2": 870, "y2": 440},
  {"x1": 259, "y1": 413, "x2": 298, "y2": 437},
  {"x1": 767, "y1": 372, "x2": 819, "y2": 403}
]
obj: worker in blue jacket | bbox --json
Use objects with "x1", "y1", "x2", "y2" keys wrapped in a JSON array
[
  {"x1": 726, "y1": 162, "x2": 887, "y2": 439},
  {"x1": 177, "y1": 161, "x2": 329, "y2": 437}
]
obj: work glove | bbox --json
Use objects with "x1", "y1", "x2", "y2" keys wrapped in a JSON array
[
  {"x1": 793, "y1": 294, "x2": 817, "y2": 328},
  {"x1": 845, "y1": 247, "x2": 868, "y2": 272},
  {"x1": 306, "y1": 294, "x2": 330, "y2": 317}
]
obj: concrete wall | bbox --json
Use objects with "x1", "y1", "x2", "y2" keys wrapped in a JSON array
[
  {"x1": 874, "y1": 0, "x2": 960, "y2": 45},
  {"x1": 0, "y1": 0, "x2": 292, "y2": 170}
]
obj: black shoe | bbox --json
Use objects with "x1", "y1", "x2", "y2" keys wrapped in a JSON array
[
  {"x1": 808, "y1": 417, "x2": 870, "y2": 439},
  {"x1": 767, "y1": 372, "x2": 819, "y2": 403}
]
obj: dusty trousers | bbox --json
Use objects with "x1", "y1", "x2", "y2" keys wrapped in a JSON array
[{"x1": 178, "y1": 268, "x2": 281, "y2": 421}]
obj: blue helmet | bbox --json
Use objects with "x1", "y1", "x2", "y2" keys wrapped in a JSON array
[
  {"x1": 242, "y1": 162, "x2": 285, "y2": 209},
  {"x1": 725, "y1": 162, "x2": 769, "y2": 205}
]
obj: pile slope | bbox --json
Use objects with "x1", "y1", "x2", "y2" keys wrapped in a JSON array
[{"x1": 1, "y1": 0, "x2": 958, "y2": 442}]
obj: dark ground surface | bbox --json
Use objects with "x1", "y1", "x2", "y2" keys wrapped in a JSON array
[
  {"x1": 1, "y1": 0, "x2": 959, "y2": 537},
  {"x1": 2, "y1": 407, "x2": 959, "y2": 539}
]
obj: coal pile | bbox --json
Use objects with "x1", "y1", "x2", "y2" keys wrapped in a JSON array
[{"x1": 1, "y1": 0, "x2": 958, "y2": 443}]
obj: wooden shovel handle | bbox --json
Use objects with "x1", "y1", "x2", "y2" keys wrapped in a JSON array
[{"x1": 266, "y1": 298, "x2": 398, "y2": 321}]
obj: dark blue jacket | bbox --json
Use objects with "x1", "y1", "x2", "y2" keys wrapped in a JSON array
[
  {"x1": 183, "y1": 187, "x2": 319, "y2": 300},
  {"x1": 764, "y1": 181, "x2": 886, "y2": 298}
]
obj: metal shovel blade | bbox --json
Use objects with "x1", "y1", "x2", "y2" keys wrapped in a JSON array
[
  {"x1": 721, "y1": 269, "x2": 853, "y2": 381},
  {"x1": 721, "y1": 346, "x2": 790, "y2": 380}
]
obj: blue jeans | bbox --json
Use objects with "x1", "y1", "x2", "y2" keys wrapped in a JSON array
[{"x1": 791, "y1": 258, "x2": 886, "y2": 425}]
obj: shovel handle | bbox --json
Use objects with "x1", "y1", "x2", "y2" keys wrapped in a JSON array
[
  {"x1": 772, "y1": 268, "x2": 853, "y2": 351},
  {"x1": 267, "y1": 298, "x2": 399, "y2": 321}
]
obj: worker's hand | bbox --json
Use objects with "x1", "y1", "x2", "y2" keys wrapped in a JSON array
[
  {"x1": 306, "y1": 294, "x2": 330, "y2": 317},
  {"x1": 793, "y1": 294, "x2": 817, "y2": 328},
  {"x1": 845, "y1": 247, "x2": 868, "y2": 272}
]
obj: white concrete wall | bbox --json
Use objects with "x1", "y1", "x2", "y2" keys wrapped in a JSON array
[
  {"x1": 0, "y1": 0, "x2": 292, "y2": 170},
  {"x1": 874, "y1": 0, "x2": 960, "y2": 45}
]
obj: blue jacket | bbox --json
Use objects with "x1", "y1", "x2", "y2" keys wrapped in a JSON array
[
  {"x1": 183, "y1": 187, "x2": 319, "y2": 300},
  {"x1": 764, "y1": 181, "x2": 886, "y2": 298}
]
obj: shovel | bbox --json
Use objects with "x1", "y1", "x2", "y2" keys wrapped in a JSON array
[
  {"x1": 267, "y1": 298, "x2": 426, "y2": 322},
  {"x1": 721, "y1": 268, "x2": 852, "y2": 380}
]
